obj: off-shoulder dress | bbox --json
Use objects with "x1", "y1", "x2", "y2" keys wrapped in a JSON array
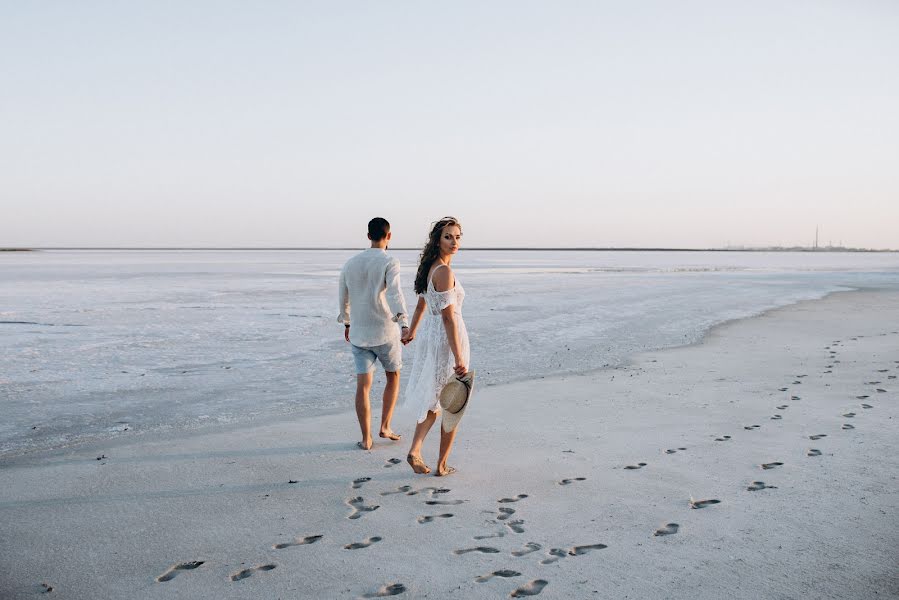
[{"x1": 403, "y1": 264, "x2": 471, "y2": 424}]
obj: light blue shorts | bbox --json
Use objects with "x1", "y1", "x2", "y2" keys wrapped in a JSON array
[{"x1": 351, "y1": 340, "x2": 402, "y2": 374}]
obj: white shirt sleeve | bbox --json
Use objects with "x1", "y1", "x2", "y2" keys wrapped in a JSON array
[
  {"x1": 337, "y1": 265, "x2": 350, "y2": 325},
  {"x1": 384, "y1": 257, "x2": 409, "y2": 328}
]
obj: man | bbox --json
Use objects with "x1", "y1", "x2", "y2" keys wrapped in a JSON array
[{"x1": 338, "y1": 217, "x2": 409, "y2": 450}]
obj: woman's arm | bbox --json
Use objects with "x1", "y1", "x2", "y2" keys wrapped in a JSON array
[
  {"x1": 402, "y1": 295, "x2": 427, "y2": 344},
  {"x1": 440, "y1": 306, "x2": 467, "y2": 375},
  {"x1": 434, "y1": 267, "x2": 467, "y2": 375}
]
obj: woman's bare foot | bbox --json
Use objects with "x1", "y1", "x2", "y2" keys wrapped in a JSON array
[
  {"x1": 435, "y1": 465, "x2": 456, "y2": 477},
  {"x1": 358, "y1": 438, "x2": 372, "y2": 450},
  {"x1": 379, "y1": 429, "x2": 401, "y2": 441},
  {"x1": 407, "y1": 454, "x2": 431, "y2": 474}
]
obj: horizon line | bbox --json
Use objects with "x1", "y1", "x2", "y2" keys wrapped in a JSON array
[{"x1": 3, "y1": 246, "x2": 897, "y2": 253}]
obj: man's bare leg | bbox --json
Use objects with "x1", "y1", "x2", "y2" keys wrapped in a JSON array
[
  {"x1": 355, "y1": 372, "x2": 373, "y2": 449},
  {"x1": 379, "y1": 371, "x2": 401, "y2": 440},
  {"x1": 407, "y1": 410, "x2": 435, "y2": 473}
]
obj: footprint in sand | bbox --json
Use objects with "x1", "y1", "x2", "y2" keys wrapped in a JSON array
[
  {"x1": 809, "y1": 434, "x2": 827, "y2": 441},
  {"x1": 807, "y1": 449, "x2": 822, "y2": 456},
  {"x1": 689, "y1": 498, "x2": 721, "y2": 509},
  {"x1": 407, "y1": 487, "x2": 450, "y2": 497},
  {"x1": 230, "y1": 564, "x2": 276, "y2": 582},
  {"x1": 498, "y1": 494, "x2": 529, "y2": 503},
  {"x1": 791, "y1": 396, "x2": 801, "y2": 401},
  {"x1": 352, "y1": 477, "x2": 371, "y2": 489},
  {"x1": 876, "y1": 369, "x2": 889, "y2": 373},
  {"x1": 714, "y1": 435, "x2": 732, "y2": 441},
  {"x1": 770, "y1": 415, "x2": 782, "y2": 420},
  {"x1": 425, "y1": 499, "x2": 465, "y2": 506},
  {"x1": 776, "y1": 405, "x2": 788, "y2": 410},
  {"x1": 861, "y1": 403, "x2": 873, "y2": 409},
  {"x1": 505, "y1": 520, "x2": 526, "y2": 534},
  {"x1": 347, "y1": 497, "x2": 380, "y2": 520},
  {"x1": 475, "y1": 569, "x2": 522, "y2": 583},
  {"x1": 497, "y1": 507, "x2": 516, "y2": 521},
  {"x1": 876, "y1": 388, "x2": 887, "y2": 393},
  {"x1": 417, "y1": 513, "x2": 453, "y2": 524},
  {"x1": 384, "y1": 458, "x2": 402, "y2": 468},
  {"x1": 856, "y1": 395, "x2": 870, "y2": 399},
  {"x1": 559, "y1": 477, "x2": 586, "y2": 485},
  {"x1": 380, "y1": 485, "x2": 412, "y2": 496},
  {"x1": 474, "y1": 531, "x2": 506, "y2": 540},
  {"x1": 362, "y1": 583, "x2": 407, "y2": 598},
  {"x1": 454, "y1": 546, "x2": 501, "y2": 555},
  {"x1": 889, "y1": 376, "x2": 897, "y2": 380},
  {"x1": 568, "y1": 544, "x2": 607, "y2": 555},
  {"x1": 796, "y1": 374, "x2": 807, "y2": 378},
  {"x1": 747, "y1": 481, "x2": 777, "y2": 491},
  {"x1": 624, "y1": 462, "x2": 647, "y2": 470},
  {"x1": 761, "y1": 462, "x2": 783, "y2": 470},
  {"x1": 842, "y1": 424, "x2": 855, "y2": 430},
  {"x1": 274, "y1": 534, "x2": 323, "y2": 550},
  {"x1": 540, "y1": 549, "x2": 568, "y2": 564},
  {"x1": 156, "y1": 561, "x2": 205, "y2": 582},
  {"x1": 653, "y1": 523, "x2": 679, "y2": 537},
  {"x1": 792, "y1": 380, "x2": 802, "y2": 385},
  {"x1": 511, "y1": 542, "x2": 542, "y2": 557},
  {"x1": 842, "y1": 412, "x2": 856, "y2": 418},
  {"x1": 778, "y1": 387, "x2": 788, "y2": 392},
  {"x1": 511, "y1": 579, "x2": 549, "y2": 597},
  {"x1": 743, "y1": 425, "x2": 761, "y2": 431},
  {"x1": 344, "y1": 536, "x2": 383, "y2": 550},
  {"x1": 866, "y1": 381, "x2": 881, "y2": 385}
]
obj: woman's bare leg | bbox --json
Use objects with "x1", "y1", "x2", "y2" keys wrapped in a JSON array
[
  {"x1": 407, "y1": 411, "x2": 436, "y2": 474},
  {"x1": 436, "y1": 426, "x2": 458, "y2": 475}
]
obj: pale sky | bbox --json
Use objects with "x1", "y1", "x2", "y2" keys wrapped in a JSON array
[{"x1": 2, "y1": 1, "x2": 897, "y2": 249}]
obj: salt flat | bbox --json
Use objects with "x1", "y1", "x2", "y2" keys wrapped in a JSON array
[{"x1": 0, "y1": 290, "x2": 897, "y2": 599}]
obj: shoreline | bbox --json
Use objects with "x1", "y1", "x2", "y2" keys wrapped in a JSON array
[
  {"x1": 9, "y1": 247, "x2": 899, "y2": 252},
  {"x1": 1, "y1": 286, "x2": 858, "y2": 462}
]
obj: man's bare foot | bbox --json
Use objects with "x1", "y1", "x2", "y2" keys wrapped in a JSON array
[
  {"x1": 407, "y1": 454, "x2": 431, "y2": 474},
  {"x1": 379, "y1": 430, "x2": 401, "y2": 441},
  {"x1": 358, "y1": 439, "x2": 372, "y2": 450}
]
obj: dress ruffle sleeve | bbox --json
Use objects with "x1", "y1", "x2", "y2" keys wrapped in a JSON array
[{"x1": 430, "y1": 289, "x2": 455, "y2": 312}]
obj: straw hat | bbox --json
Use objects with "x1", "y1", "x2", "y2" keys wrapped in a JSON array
[{"x1": 439, "y1": 370, "x2": 475, "y2": 433}]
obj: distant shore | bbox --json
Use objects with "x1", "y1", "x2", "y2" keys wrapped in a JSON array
[{"x1": 13, "y1": 246, "x2": 898, "y2": 253}]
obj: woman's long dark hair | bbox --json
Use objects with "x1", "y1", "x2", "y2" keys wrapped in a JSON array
[{"x1": 414, "y1": 217, "x2": 462, "y2": 294}]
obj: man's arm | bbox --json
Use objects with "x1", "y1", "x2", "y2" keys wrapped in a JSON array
[
  {"x1": 385, "y1": 257, "x2": 409, "y2": 329},
  {"x1": 338, "y1": 267, "x2": 350, "y2": 342}
]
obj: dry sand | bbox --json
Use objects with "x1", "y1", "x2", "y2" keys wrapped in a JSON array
[{"x1": 1, "y1": 290, "x2": 897, "y2": 599}]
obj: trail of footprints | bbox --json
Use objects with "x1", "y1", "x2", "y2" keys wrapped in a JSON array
[{"x1": 152, "y1": 338, "x2": 894, "y2": 597}]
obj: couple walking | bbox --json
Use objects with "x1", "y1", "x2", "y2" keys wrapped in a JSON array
[{"x1": 338, "y1": 216, "x2": 472, "y2": 477}]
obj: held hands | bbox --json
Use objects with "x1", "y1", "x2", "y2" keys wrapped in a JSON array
[{"x1": 400, "y1": 327, "x2": 414, "y2": 345}]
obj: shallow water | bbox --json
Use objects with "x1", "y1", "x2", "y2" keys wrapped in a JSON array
[{"x1": 2, "y1": 249, "x2": 898, "y2": 456}]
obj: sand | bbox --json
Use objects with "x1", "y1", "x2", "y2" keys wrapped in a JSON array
[{"x1": 1, "y1": 290, "x2": 897, "y2": 599}]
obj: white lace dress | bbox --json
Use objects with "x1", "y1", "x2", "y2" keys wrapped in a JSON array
[{"x1": 403, "y1": 267, "x2": 471, "y2": 424}]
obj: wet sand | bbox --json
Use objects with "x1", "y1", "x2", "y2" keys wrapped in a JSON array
[{"x1": 0, "y1": 290, "x2": 897, "y2": 599}]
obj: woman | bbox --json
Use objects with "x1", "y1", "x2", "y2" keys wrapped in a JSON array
[{"x1": 401, "y1": 217, "x2": 470, "y2": 476}]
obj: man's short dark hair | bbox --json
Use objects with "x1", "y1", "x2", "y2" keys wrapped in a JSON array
[{"x1": 368, "y1": 217, "x2": 390, "y2": 241}]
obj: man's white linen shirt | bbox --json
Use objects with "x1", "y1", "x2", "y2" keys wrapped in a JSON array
[{"x1": 338, "y1": 248, "x2": 409, "y2": 347}]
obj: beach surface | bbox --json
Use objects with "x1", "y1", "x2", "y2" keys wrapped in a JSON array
[{"x1": 1, "y1": 290, "x2": 897, "y2": 599}]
